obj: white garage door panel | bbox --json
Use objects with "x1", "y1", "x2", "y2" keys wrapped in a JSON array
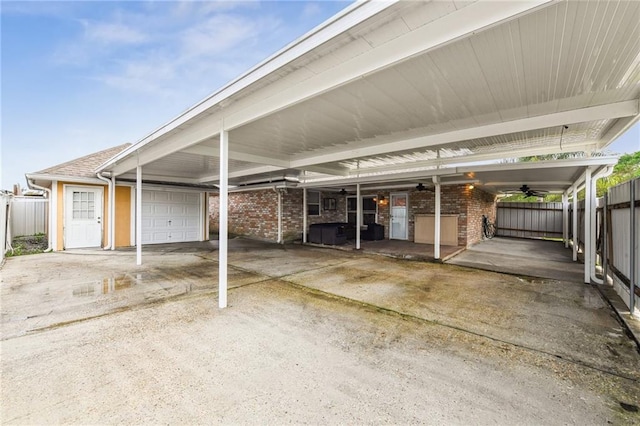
[{"x1": 141, "y1": 190, "x2": 202, "y2": 244}]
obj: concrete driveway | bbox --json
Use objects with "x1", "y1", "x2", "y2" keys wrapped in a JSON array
[{"x1": 1, "y1": 239, "x2": 639, "y2": 424}]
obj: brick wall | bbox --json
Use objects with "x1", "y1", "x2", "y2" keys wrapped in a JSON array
[
  {"x1": 465, "y1": 186, "x2": 497, "y2": 246},
  {"x1": 210, "y1": 185, "x2": 496, "y2": 246},
  {"x1": 408, "y1": 186, "x2": 467, "y2": 245},
  {"x1": 209, "y1": 189, "x2": 348, "y2": 242}
]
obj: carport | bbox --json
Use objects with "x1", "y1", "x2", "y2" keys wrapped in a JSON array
[{"x1": 95, "y1": 0, "x2": 640, "y2": 307}]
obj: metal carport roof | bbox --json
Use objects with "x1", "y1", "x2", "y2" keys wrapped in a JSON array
[{"x1": 93, "y1": 0, "x2": 640, "y2": 307}]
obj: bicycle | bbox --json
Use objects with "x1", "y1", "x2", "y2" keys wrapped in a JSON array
[{"x1": 482, "y1": 215, "x2": 496, "y2": 239}]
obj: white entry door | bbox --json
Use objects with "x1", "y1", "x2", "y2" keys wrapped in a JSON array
[
  {"x1": 390, "y1": 193, "x2": 408, "y2": 240},
  {"x1": 65, "y1": 186, "x2": 103, "y2": 249}
]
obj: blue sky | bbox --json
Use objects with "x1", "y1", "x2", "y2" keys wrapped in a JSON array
[{"x1": 1, "y1": 1, "x2": 638, "y2": 190}]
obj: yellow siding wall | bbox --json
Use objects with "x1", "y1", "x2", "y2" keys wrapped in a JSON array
[{"x1": 115, "y1": 186, "x2": 131, "y2": 247}]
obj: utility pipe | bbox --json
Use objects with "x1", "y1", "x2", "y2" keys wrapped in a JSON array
[
  {"x1": 96, "y1": 173, "x2": 113, "y2": 250},
  {"x1": 27, "y1": 179, "x2": 53, "y2": 252}
]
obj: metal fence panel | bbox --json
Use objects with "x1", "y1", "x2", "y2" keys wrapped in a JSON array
[
  {"x1": 606, "y1": 178, "x2": 639, "y2": 315},
  {"x1": 496, "y1": 202, "x2": 563, "y2": 239},
  {"x1": 0, "y1": 194, "x2": 9, "y2": 261},
  {"x1": 10, "y1": 197, "x2": 48, "y2": 237}
]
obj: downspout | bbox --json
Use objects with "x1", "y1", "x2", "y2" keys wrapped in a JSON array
[
  {"x1": 590, "y1": 166, "x2": 614, "y2": 285},
  {"x1": 96, "y1": 172, "x2": 113, "y2": 250},
  {"x1": 27, "y1": 179, "x2": 53, "y2": 252}
]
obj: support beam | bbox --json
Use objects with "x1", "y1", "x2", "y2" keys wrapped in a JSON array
[
  {"x1": 111, "y1": 175, "x2": 116, "y2": 250},
  {"x1": 433, "y1": 176, "x2": 441, "y2": 260},
  {"x1": 51, "y1": 181, "x2": 58, "y2": 251},
  {"x1": 219, "y1": 130, "x2": 229, "y2": 309},
  {"x1": 562, "y1": 191, "x2": 569, "y2": 248},
  {"x1": 572, "y1": 187, "x2": 578, "y2": 262},
  {"x1": 589, "y1": 171, "x2": 601, "y2": 284},
  {"x1": 303, "y1": 188, "x2": 308, "y2": 243},
  {"x1": 356, "y1": 183, "x2": 361, "y2": 250},
  {"x1": 584, "y1": 168, "x2": 592, "y2": 283},
  {"x1": 289, "y1": 101, "x2": 637, "y2": 169},
  {"x1": 136, "y1": 166, "x2": 142, "y2": 266},
  {"x1": 603, "y1": 193, "x2": 609, "y2": 284},
  {"x1": 199, "y1": 165, "x2": 284, "y2": 183},
  {"x1": 630, "y1": 179, "x2": 636, "y2": 317},
  {"x1": 277, "y1": 189, "x2": 283, "y2": 244}
]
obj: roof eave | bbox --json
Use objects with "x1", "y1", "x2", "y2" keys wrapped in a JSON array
[{"x1": 95, "y1": 0, "x2": 399, "y2": 173}]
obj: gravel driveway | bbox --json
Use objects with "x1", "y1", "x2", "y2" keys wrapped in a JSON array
[{"x1": 1, "y1": 240, "x2": 639, "y2": 424}]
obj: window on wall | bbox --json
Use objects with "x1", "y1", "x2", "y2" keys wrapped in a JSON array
[
  {"x1": 347, "y1": 196, "x2": 377, "y2": 225},
  {"x1": 307, "y1": 190, "x2": 320, "y2": 216},
  {"x1": 72, "y1": 191, "x2": 95, "y2": 219}
]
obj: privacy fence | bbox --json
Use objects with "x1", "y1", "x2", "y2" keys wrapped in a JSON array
[
  {"x1": 1, "y1": 196, "x2": 48, "y2": 260},
  {"x1": 497, "y1": 179, "x2": 638, "y2": 315},
  {"x1": 10, "y1": 197, "x2": 48, "y2": 237},
  {"x1": 602, "y1": 178, "x2": 639, "y2": 315},
  {"x1": 496, "y1": 202, "x2": 563, "y2": 239}
]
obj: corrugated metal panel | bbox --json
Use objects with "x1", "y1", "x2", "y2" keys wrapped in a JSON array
[
  {"x1": 115, "y1": 0, "x2": 638, "y2": 185},
  {"x1": 496, "y1": 202, "x2": 563, "y2": 239},
  {"x1": 10, "y1": 198, "x2": 47, "y2": 237},
  {"x1": 608, "y1": 178, "x2": 640, "y2": 291},
  {"x1": 1, "y1": 194, "x2": 9, "y2": 260},
  {"x1": 226, "y1": 0, "x2": 639, "y2": 169}
]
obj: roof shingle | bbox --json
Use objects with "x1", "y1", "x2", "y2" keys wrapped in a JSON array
[{"x1": 34, "y1": 143, "x2": 131, "y2": 178}]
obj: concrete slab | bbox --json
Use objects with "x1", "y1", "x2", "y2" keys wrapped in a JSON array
[
  {"x1": 446, "y1": 237, "x2": 584, "y2": 282},
  {"x1": 2, "y1": 240, "x2": 639, "y2": 423}
]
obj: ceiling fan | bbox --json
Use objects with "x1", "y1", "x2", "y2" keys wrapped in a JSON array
[{"x1": 505, "y1": 184, "x2": 548, "y2": 197}]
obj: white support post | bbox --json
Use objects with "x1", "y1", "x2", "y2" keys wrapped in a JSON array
[
  {"x1": 219, "y1": 129, "x2": 229, "y2": 309},
  {"x1": 603, "y1": 193, "x2": 609, "y2": 285},
  {"x1": 277, "y1": 189, "x2": 282, "y2": 244},
  {"x1": 584, "y1": 168, "x2": 592, "y2": 284},
  {"x1": 630, "y1": 179, "x2": 636, "y2": 317},
  {"x1": 204, "y1": 192, "x2": 210, "y2": 241},
  {"x1": 111, "y1": 175, "x2": 116, "y2": 250},
  {"x1": 51, "y1": 181, "x2": 58, "y2": 251},
  {"x1": 433, "y1": 176, "x2": 441, "y2": 260},
  {"x1": 590, "y1": 173, "x2": 601, "y2": 284},
  {"x1": 302, "y1": 188, "x2": 308, "y2": 243},
  {"x1": 572, "y1": 187, "x2": 578, "y2": 262},
  {"x1": 356, "y1": 184, "x2": 361, "y2": 250},
  {"x1": 562, "y1": 191, "x2": 569, "y2": 248},
  {"x1": 136, "y1": 166, "x2": 142, "y2": 266}
]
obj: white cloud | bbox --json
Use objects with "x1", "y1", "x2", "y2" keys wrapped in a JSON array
[
  {"x1": 302, "y1": 2, "x2": 323, "y2": 20},
  {"x1": 80, "y1": 20, "x2": 148, "y2": 45},
  {"x1": 180, "y1": 14, "x2": 280, "y2": 58}
]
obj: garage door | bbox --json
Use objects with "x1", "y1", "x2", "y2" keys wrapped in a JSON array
[{"x1": 141, "y1": 190, "x2": 202, "y2": 244}]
